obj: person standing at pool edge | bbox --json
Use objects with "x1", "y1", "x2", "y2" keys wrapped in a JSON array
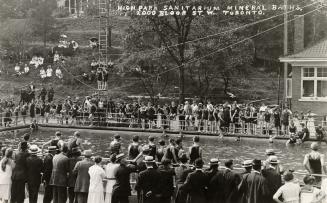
[
  {"x1": 303, "y1": 142, "x2": 326, "y2": 183},
  {"x1": 189, "y1": 136, "x2": 202, "y2": 165}
]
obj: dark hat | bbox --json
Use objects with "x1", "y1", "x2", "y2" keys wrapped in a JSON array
[
  {"x1": 71, "y1": 147, "x2": 81, "y2": 156},
  {"x1": 114, "y1": 134, "x2": 121, "y2": 140},
  {"x1": 194, "y1": 158, "x2": 204, "y2": 168},
  {"x1": 158, "y1": 139, "x2": 165, "y2": 145},
  {"x1": 225, "y1": 159, "x2": 234, "y2": 168},
  {"x1": 179, "y1": 153, "x2": 189, "y2": 163},
  {"x1": 252, "y1": 159, "x2": 262, "y2": 166}
]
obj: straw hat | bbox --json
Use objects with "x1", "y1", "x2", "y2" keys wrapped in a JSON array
[
  {"x1": 268, "y1": 156, "x2": 279, "y2": 164},
  {"x1": 144, "y1": 156, "x2": 155, "y2": 162},
  {"x1": 242, "y1": 160, "x2": 253, "y2": 168},
  {"x1": 209, "y1": 158, "x2": 219, "y2": 166},
  {"x1": 29, "y1": 145, "x2": 41, "y2": 155},
  {"x1": 83, "y1": 150, "x2": 93, "y2": 158}
]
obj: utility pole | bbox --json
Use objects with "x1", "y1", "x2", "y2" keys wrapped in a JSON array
[{"x1": 283, "y1": 0, "x2": 288, "y2": 107}]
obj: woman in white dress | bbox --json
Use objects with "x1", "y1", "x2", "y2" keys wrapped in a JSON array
[
  {"x1": 0, "y1": 148, "x2": 15, "y2": 203},
  {"x1": 88, "y1": 156, "x2": 106, "y2": 203},
  {"x1": 104, "y1": 154, "x2": 120, "y2": 203}
]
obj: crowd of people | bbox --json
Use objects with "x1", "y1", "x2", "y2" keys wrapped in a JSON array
[
  {"x1": 1, "y1": 131, "x2": 327, "y2": 203},
  {"x1": 0, "y1": 92, "x2": 326, "y2": 140}
]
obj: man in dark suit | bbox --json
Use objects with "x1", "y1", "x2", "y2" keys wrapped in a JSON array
[
  {"x1": 68, "y1": 148, "x2": 82, "y2": 203},
  {"x1": 238, "y1": 159, "x2": 269, "y2": 203},
  {"x1": 135, "y1": 156, "x2": 161, "y2": 203},
  {"x1": 73, "y1": 150, "x2": 94, "y2": 203},
  {"x1": 181, "y1": 158, "x2": 207, "y2": 203},
  {"x1": 157, "y1": 159, "x2": 175, "y2": 203},
  {"x1": 222, "y1": 160, "x2": 241, "y2": 203},
  {"x1": 50, "y1": 143, "x2": 70, "y2": 203},
  {"x1": 261, "y1": 156, "x2": 282, "y2": 203},
  {"x1": 11, "y1": 142, "x2": 30, "y2": 203},
  {"x1": 43, "y1": 146, "x2": 57, "y2": 203},
  {"x1": 175, "y1": 154, "x2": 193, "y2": 203},
  {"x1": 26, "y1": 145, "x2": 44, "y2": 203},
  {"x1": 205, "y1": 158, "x2": 219, "y2": 181},
  {"x1": 111, "y1": 154, "x2": 137, "y2": 203}
]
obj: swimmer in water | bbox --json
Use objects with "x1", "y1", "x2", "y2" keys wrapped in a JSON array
[{"x1": 286, "y1": 133, "x2": 300, "y2": 146}]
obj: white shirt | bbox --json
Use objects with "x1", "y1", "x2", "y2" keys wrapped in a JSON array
[
  {"x1": 14, "y1": 65, "x2": 20, "y2": 72},
  {"x1": 56, "y1": 69, "x2": 62, "y2": 78},
  {"x1": 24, "y1": 66, "x2": 29, "y2": 73},
  {"x1": 40, "y1": 69, "x2": 46, "y2": 78},
  {"x1": 54, "y1": 54, "x2": 60, "y2": 62},
  {"x1": 46, "y1": 68, "x2": 53, "y2": 77},
  {"x1": 273, "y1": 182, "x2": 300, "y2": 203}
]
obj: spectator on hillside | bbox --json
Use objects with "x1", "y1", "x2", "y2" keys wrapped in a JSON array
[
  {"x1": 40, "y1": 67, "x2": 46, "y2": 80},
  {"x1": 53, "y1": 51, "x2": 60, "y2": 63},
  {"x1": 14, "y1": 63, "x2": 21, "y2": 76},
  {"x1": 24, "y1": 64, "x2": 29, "y2": 74},
  {"x1": 46, "y1": 65, "x2": 53, "y2": 78},
  {"x1": 39, "y1": 87, "x2": 47, "y2": 103},
  {"x1": 48, "y1": 87, "x2": 54, "y2": 103},
  {"x1": 55, "y1": 67, "x2": 63, "y2": 79},
  {"x1": 91, "y1": 60, "x2": 98, "y2": 70}
]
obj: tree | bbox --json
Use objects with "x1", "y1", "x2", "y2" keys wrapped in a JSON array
[
  {"x1": 29, "y1": 0, "x2": 63, "y2": 47},
  {"x1": 0, "y1": 19, "x2": 33, "y2": 61}
]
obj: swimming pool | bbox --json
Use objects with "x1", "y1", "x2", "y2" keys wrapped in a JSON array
[{"x1": 1, "y1": 126, "x2": 321, "y2": 174}]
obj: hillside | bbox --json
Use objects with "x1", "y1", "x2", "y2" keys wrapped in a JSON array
[{"x1": 0, "y1": 16, "x2": 282, "y2": 104}]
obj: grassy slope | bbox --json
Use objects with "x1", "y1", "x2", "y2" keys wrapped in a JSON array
[{"x1": 0, "y1": 16, "x2": 280, "y2": 103}]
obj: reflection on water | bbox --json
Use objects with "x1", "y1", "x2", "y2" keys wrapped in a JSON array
[{"x1": 0, "y1": 127, "x2": 321, "y2": 173}]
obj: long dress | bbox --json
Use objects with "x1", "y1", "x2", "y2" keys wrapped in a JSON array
[
  {"x1": 104, "y1": 163, "x2": 119, "y2": 203},
  {"x1": 0, "y1": 159, "x2": 14, "y2": 201},
  {"x1": 88, "y1": 164, "x2": 106, "y2": 203}
]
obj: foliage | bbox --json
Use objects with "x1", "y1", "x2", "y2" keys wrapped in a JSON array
[
  {"x1": 29, "y1": 0, "x2": 64, "y2": 47},
  {"x1": 0, "y1": 19, "x2": 33, "y2": 61}
]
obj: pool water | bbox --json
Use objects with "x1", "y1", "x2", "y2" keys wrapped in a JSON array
[{"x1": 0, "y1": 127, "x2": 322, "y2": 173}]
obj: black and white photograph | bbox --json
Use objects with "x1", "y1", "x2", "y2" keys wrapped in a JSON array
[{"x1": 0, "y1": 0, "x2": 327, "y2": 202}]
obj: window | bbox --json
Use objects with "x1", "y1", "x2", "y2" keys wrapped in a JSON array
[
  {"x1": 317, "y1": 68, "x2": 327, "y2": 77},
  {"x1": 301, "y1": 67, "x2": 327, "y2": 100},
  {"x1": 303, "y1": 68, "x2": 315, "y2": 77},
  {"x1": 317, "y1": 81, "x2": 327, "y2": 97},
  {"x1": 302, "y1": 81, "x2": 314, "y2": 97}
]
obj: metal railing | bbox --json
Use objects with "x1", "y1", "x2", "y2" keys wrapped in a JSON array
[{"x1": 0, "y1": 111, "x2": 326, "y2": 138}]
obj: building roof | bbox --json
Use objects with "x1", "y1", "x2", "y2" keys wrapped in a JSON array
[{"x1": 280, "y1": 38, "x2": 327, "y2": 63}]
